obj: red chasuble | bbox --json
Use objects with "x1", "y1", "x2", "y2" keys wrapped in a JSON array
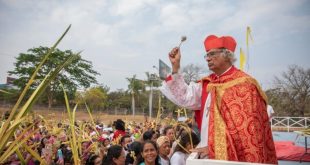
[{"x1": 199, "y1": 66, "x2": 277, "y2": 164}]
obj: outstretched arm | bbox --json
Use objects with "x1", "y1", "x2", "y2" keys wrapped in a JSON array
[{"x1": 160, "y1": 47, "x2": 202, "y2": 110}]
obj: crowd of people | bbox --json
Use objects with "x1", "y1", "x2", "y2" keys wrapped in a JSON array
[{"x1": 1, "y1": 111, "x2": 200, "y2": 165}]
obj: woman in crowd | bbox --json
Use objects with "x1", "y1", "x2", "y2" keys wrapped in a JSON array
[
  {"x1": 142, "y1": 130, "x2": 155, "y2": 142},
  {"x1": 137, "y1": 140, "x2": 160, "y2": 165},
  {"x1": 113, "y1": 119, "x2": 126, "y2": 140},
  {"x1": 125, "y1": 141, "x2": 142, "y2": 165},
  {"x1": 170, "y1": 131, "x2": 200, "y2": 165},
  {"x1": 81, "y1": 141, "x2": 92, "y2": 164},
  {"x1": 163, "y1": 126, "x2": 174, "y2": 146},
  {"x1": 86, "y1": 154, "x2": 102, "y2": 165},
  {"x1": 102, "y1": 145, "x2": 126, "y2": 165}
]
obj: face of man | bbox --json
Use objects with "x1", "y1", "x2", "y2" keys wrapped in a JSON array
[
  {"x1": 159, "y1": 141, "x2": 171, "y2": 157},
  {"x1": 104, "y1": 139, "x2": 110, "y2": 147},
  {"x1": 205, "y1": 49, "x2": 230, "y2": 75},
  {"x1": 113, "y1": 149, "x2": 126, "y2": 165},
  {"x1": 151, "y1": 133, "x2": 158, "y2": 142},
  {"x1": 94, "y1": 157, "x2": 102, "y2": 165},
  {"x1": 122, "y1": 137, "x2": 132, "y2": 149},
  {"x1": 166, "y1": 128, "x2": 175, "y2": 142}
]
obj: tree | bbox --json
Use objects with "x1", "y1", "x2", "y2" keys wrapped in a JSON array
[
  {"x1": 144, "y1": 72, "x2": 162, "y2": 88},
  {"x1": 126, "y1": 75, "x2": 145, "y2": 116},
  {"x1": 181, "y1": 64, "x2": 208, "y2": 84},
  {"x1": 106, "y1": 89, "x2": 131, "y2": 111},
  {"x1": 265, "y1": 88, "x2": 289, "y2": 116},
  {"x1": 8, "y1": 46, "x2": 100, "y2": 108},
  {"x1": 144, "y1": 72, "x2": 162, "y2": 118},
  {"x1": 75, "y1": 85, "x2": 109, "y2": 112},
  {"x1": 0, "y1": 88, "x2": 20, "y2": 104},
  {"x1": 268, "y1": 65, "x2": 310, "y2": 116}
]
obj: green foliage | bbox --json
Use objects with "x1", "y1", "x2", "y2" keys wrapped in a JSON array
[
  {"x1": 126, "y1": 75, "x2": 146, "y2": 115},
  {"x1": 75, "y1": 85, "x2": 109, "y2": 112},
  {"x1": 144, "y1": 72, "x2": 162, "y2": 88},
  {"x1": 126, "y1": 75, "x2": 146, "y2": 94},
  {"x1": 106, "y1": 89, "x2": 131, "y2": 109},
  {"x1": 0, "y1": 88, "x2": 20, "y2": 104},
  {"x1": 8, "y1": 47, "x2": 100, "y2": 108}
]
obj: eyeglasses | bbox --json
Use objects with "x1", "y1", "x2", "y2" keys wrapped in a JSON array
[{"x1": 204, "y1": 50, "x2": 223, "y2": 59}]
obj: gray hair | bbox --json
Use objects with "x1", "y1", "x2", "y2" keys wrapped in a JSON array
[{"x1": 220, "y1": 48, "x2": 236, "y2": 64}]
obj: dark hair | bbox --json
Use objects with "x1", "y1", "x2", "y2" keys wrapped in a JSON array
[
  {"x1": 143, "y1": 130, "x2": 154, "y2": 141},
  {"x1": 176, "y1": 126, "x2": 185, "y2": 139},
  {"x1": 120, "y1": 135, "x2": 131, "y2": 145},
  {"x1": 60, "y1": 144, "x2": 73, "y2": 164},
  {"x1": 86, "y1": 154, "x2": 100, "y2": 165},
  {"x1": 102, "y1": 145, "x2": 123, "y2": 165},
  {"x1": 136, "y1": 140, "x2": 160, "y2": 165},
  {"x1": 174, "y1": 131, "x2": 200, "y2": 154},
  {"x1": 163, "y1": 125, "x2": 173, "y2": 135},
  {"x1": 125, "y1": 141, "x2": 142, "y2": 165},
  {"x1": 4, "y1": 111, "x2": 10, "y2": 120},
  {"x1": 113, "y1": 119, "x2": 125, "y2": 131},
  {"x1": 187, "y1": 122, "x2": 192, "y2": 129},
  {"x1": 37, "y1": 137, "x2": 48, "y2": 156}
]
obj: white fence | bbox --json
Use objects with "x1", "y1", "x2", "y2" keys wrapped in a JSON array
[{"x1": 271, "y1": 117, "x2": 310, "y2": 132}]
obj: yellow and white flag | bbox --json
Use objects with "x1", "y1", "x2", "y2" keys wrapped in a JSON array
[
  {"x1": 246, "y1": 26, "x2": 253, "y2": 71},
  {"x1": 246, "y1": 26, "x2": 253, "y2": 48},
  {"x1": 240, "y1": 48, "x2": 246, "y2": 71}
]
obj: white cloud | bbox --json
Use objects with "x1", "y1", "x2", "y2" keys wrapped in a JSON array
[
  {"x1": 159, "y1": 3, "x2": 190, "y2": 30},
  {"x1": 217, "y1": 0, "x2": 310, "y2": 44},
  {"x1": 112, "y1": 0, "x2": 147, "y2": 16}
]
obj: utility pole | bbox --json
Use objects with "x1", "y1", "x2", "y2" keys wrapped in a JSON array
[
  {"x1": 149, "y1": 73, "x2": 156, "y2": 118},
  {"x1": 149, "y1": 81, "x2": 153, "y2": 118}
]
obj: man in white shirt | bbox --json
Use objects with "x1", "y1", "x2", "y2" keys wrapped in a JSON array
[{"x1": 267, "y1": 104, "x2": 275, "y2": 122}]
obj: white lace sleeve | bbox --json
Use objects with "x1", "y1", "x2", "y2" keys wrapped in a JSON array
[{"x1": 160, "y1": 73, "x2": 202, "y2": 110}]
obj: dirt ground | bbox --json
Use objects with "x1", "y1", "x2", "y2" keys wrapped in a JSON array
[
  {"x1": 1, "y1": 107, "x2": 305, "y2": 132},
  {"x1": 0, "y1": 107, "x2": 149, "y2": 125}
]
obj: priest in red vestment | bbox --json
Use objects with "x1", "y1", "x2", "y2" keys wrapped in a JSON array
[{"x1": 160, "y1": 35, "x2": 278, "y2": 164}]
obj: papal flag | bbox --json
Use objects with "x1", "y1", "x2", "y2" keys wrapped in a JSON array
[
  {"x1": 246, "y1": 26, "x2": 253, "y2": 70},
  {"x1": 246, "y1": 26, "x2": 253, "y2": 48},
  {"x1": 240, "y1": 48, "x2": 246, "y2": 71},
  {"x1": 159, "y1": 59, "x2": 171, "y2": 80}
]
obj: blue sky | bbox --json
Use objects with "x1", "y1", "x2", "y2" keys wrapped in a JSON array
[{"x1": 0, "y1": 0, "x2": 309, "y2": 91}]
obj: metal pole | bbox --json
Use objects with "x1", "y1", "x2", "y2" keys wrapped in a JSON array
[
  {"x1": 149, "y1": 81, "x2": 153, "y2": 118},
  {"x1": 132, "y1": 91, "x2": 135, "y2": 116},
  {"x1": 156, "y1": 92, "x2": 162, "y2": 123}
]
